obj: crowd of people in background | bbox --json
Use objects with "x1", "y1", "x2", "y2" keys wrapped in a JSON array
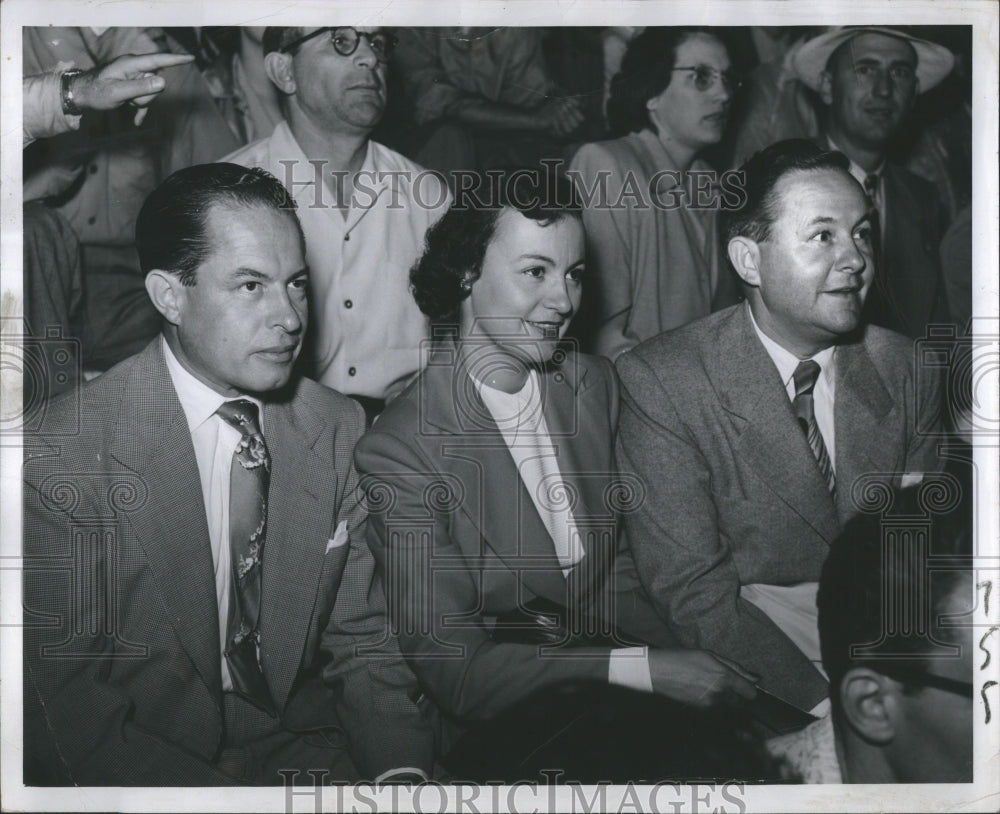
[{"x1": 19, "y1": 23, "x2": 980, "y2": 789}]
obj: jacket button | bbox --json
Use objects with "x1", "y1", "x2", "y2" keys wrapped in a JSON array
[
  {"x1": 344, "y1": 299, "x2": 353, "y2": 309},
  {"x1": 348, "y1": 366, "x2": 356, "y2": 376}
]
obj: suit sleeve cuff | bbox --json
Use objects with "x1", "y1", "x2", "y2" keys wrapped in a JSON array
[{"x1": 608, "y1": 646, "x2": 652, "y2": 693}]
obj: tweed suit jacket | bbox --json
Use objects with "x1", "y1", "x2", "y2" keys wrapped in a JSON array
[
  {"x1": 354, "y1": 347, "x2": 675, "y2": 724},
  {"x1": 864, "y1": 162, "x2": 950, "y2": 338},
  {"x1": 22, "y1": 339, "x2": 432, "y2": 785},
  {"x1": 616, "y1": 305, "x2": 943, "y2": 711}
]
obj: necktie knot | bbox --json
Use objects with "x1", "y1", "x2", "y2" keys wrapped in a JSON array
[
  {"x1": 863, "y1": 173, "x2": 879, "y2": 196},
  {"x1": 218, "y1": 400, "x2": 269, "y2": 472},
  {"x1": 217, "y1": 399, "x2": 263, "y2": 437},
  {"x1": 793, "y1": 360, "x2": 821, "y2": 399}
]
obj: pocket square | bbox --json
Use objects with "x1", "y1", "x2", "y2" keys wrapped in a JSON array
[
  {"x1": 901, "y1": 472, "x2": 925, "y2": 488},
  {"x1": 326, "y1": 521, "x2": 349, "y2": 553}
]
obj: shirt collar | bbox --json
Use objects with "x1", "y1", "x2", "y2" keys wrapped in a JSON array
[
  {"x1": 746, "y1": 303, "x2": 836, "y2": 389},
  {"x1": 161, "y1": 336, "x2": 262, "y2": 434},
  {"x1": 826, "y1": 136, "x2": 885, "y2": 186},
  {"x1": 273, "y1": 120, "x2": 386, "y2": 192}
]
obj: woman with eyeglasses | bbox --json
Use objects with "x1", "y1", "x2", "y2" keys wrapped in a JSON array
[
  {"x1": 568, "y1": 28, "x2": 743, "y2": 360},
  {"x1": 354, "y1": 172, "x2": 759, "y2": 781}
]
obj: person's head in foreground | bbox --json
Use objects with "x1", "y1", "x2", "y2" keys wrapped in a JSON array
[
  {"x1": 818, "y1": 484, "x2": 973, "y2": 783},
  {"x1": 137, "y1": 162, "x2": 308, "y2": 397},
  {"x1": 723, "y1": 139, "x2": 876, "y2": 358},
  {"x1": 608, "y1": 27, "x2": 738, "y2": 166},
  {"x1": 410, "y1": 171, "x2": 584, "y2": 394}
]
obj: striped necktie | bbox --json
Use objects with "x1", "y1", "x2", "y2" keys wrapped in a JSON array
[{"x1": 792, "y1": 361, "x2": 836, "y2": 496}]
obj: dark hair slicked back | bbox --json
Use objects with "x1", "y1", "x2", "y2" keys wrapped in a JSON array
[
  {"x1": 135, "y1": 163, "x2": 302, "y2": 286},
  {"x1": 722, "y1": 139, "x2": 851, "y2": 246}
]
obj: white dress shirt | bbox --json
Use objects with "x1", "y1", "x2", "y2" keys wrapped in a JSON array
[
  {"x1": 742, "y1": 306, "x2": 834, "y2": 691},
  {"x1": 474, "y1": 370, "x2": 652, "y2": 693},
  {"x1": 162, "y1": 337, "x2": 263, "y2": 691},
  {"x1": 224, "y1": 123, "x2": 451, "y2": 400}
]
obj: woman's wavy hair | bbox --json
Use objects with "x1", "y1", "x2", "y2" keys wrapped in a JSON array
[
  {"x1": 606, "y1": 27, "x2": 717, "y2": 137},
  {"x1": 410, "y1": 169, "x2": 581, "y2": 326}
]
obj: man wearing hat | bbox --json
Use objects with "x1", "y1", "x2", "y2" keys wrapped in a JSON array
[
  {"x1": 224, "y1": 27, "x2": 451, "y2": 420},
  {"x1": 792, "y1": 26, "x2": 956, "y2": 338}
]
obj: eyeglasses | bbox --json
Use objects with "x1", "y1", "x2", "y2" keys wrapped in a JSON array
[
  {"x1": 672, "y1": 65, "x2": 743, "y2": 94},
  {"x1": 876, "y1": 665, "x2": 974, "y2": 698},
  {"x1": 849, "y1": 63, "x2": 917, "y2": 91},
  {"x1": 278, "y1": 27, "x2": 398, "y2": 61}
]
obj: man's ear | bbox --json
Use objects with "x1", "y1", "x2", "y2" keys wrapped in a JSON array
[
  {"x1": 145, "y1": 270, "x2": 186, "y2": 326},
  {"x1": 264, "y1": 51, "x2": 296, "y2": 95},
  {"x1": 727, "y1": 235, "x2": 763, "y2": 288},
  {"x1": 840, "y1": 667, "x2": 898, "y2": 745},
  {"x1": 819, "y1": 70, "x2": 835, "y2": 106}
]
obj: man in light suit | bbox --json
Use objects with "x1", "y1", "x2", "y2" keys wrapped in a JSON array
[
  {"x1": 616, "y1": 140, "x2": 943, "y2": 713},
  {"x1": 22, "y1": 163, "x2": 432, "y2": 785}
]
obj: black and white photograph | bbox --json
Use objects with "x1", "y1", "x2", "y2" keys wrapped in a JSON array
[{"x1": 1, "y1": 1, "x2": 997, "y2": 812}]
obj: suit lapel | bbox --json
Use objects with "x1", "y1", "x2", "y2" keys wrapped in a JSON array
[
  {"x1": 834, "y1": 335, "x2": 896, "y2": 521},
  {"x1": 540, "y1": 361, "x2": 618, "y2": 602},
  {"x1": 715, "y1": 308, "x2": 841, "y2": 543},
  {"x1": 108, "y1": 341, "x2": 222, "y2": 703},
  {"x1": 259, "y1": 392, "x2": 337, "y2": 710},
  {"x1": 418, "y1": 354, "x2": 569, "y2": 605}
]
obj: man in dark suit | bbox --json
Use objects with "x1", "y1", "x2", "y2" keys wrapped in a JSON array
[
  {"x1": 22, "y1": 163, "x2": 432, "y2": 785},
  {"x1": 616, "y1": 140, "x2": 943, "y2": 713},
  {"x1": 790, "y1": 26, "x2": 956, "y2": 338}
]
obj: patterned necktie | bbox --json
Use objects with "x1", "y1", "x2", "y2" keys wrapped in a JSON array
[
  {"x1": 216, "y1": 399, "x2": 275, "y2": 715},
  {"x1": 792, "y1": 361, "x2": 836, "y2": 496}
]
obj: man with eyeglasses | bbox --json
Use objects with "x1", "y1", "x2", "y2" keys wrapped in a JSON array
[
  {"x1": 224, "y1": 26, "x2": 451, "y2": 420},
  {"x1": 791, "y1": 27, "x2": 957, "y2": 339},
  {"x1": 769, "y1": 484, "x2": 973, "y2": 783}
]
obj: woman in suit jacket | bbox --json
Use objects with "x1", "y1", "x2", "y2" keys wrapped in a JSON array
[{"x1": 354, "y1": 174, "x2": 757, "y2": 780}]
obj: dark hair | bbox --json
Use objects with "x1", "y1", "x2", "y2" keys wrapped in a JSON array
[
  {"x1": 262, "y1": 26, "x2": 306, "y2": 56},
  {"x1": 721, "y1": 139, "x2": 851, "y2": 245},
  {"x1": 606, "y1": 27, "x2": 717, "y2": 137},
  {"x1": 410, "y1": 170, "x2": 581, "y2": 324},
  {"x1": 818, "y1": 483, "x2": 972, "y2": 706},
  {"x1": 135, "y1": 162, "x2": 302, "y2": 286}
]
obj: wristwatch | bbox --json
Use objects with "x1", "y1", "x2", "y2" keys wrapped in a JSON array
[{"x1": 60, "y1": 69, "x2": 86, "y2": 116}]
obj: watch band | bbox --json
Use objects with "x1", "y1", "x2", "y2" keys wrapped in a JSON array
[{"x1": 60, "y1": 69, "x2": 86, "y2": 116}]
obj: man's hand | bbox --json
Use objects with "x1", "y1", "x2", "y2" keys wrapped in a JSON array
[
  {"x1": 67, "y1": 52, "x2": 195, "y2": 125},
  {"x1": 648, "y1": 649, "x2": 758, "y2": 708},
  {"x1": 535, "y1": 96, "x2": 585, "y2": 137}
]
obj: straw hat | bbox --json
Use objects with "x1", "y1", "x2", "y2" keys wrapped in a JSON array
[{"x1": 792, "y1": 26, "x2": 955, "y2": 94}]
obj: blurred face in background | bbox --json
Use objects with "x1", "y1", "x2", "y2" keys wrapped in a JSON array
[
  {"x1": 286, "y1": 26, "x2": 388, "y2": 135},
  {"x1": 646, "y1": 32, "x2": 734, "y2": 160},
  {"x1": 821, "y1": 32, "x2": 918, "y2": 153}
]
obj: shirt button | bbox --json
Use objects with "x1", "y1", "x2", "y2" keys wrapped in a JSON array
[
  {"x1": 348, "y1": 366, "x2": 356, "y2": 376},
  {"x1": 87, "y1": 216, "x2": 96, "y2": 225},
  {"x1": 344, "y1": 299, "x2": 353, "y2": 309}
]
